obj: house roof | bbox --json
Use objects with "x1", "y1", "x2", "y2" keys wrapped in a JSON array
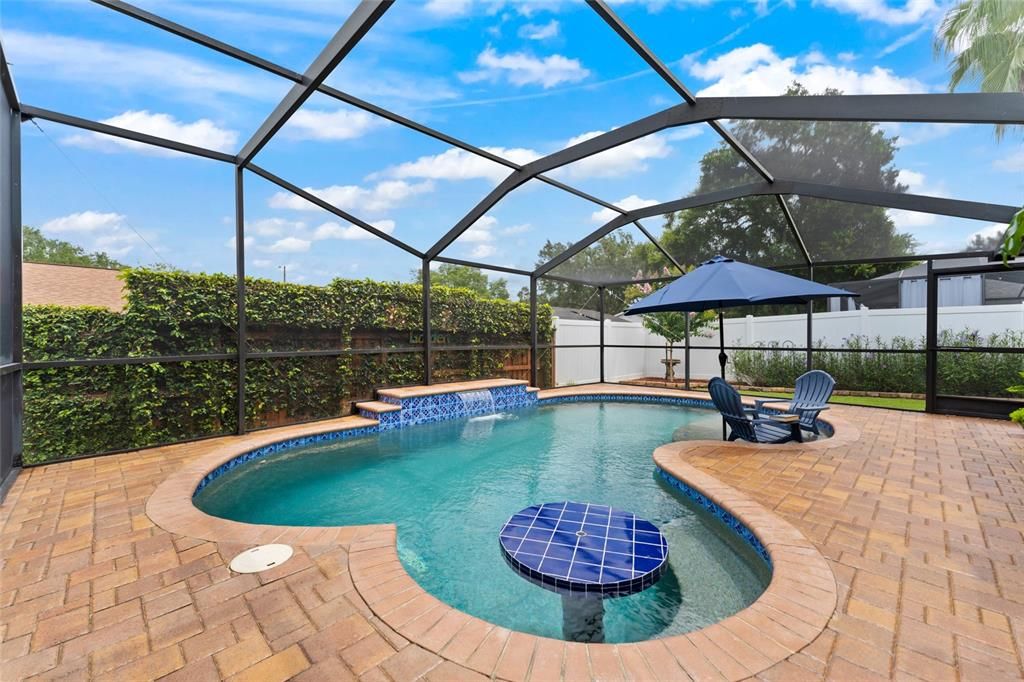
[
  {"x1": 551, "y1": 307, "x2": 638, "y2": 322},
  {"x1": 873, "y1": 257, "x2": 990, "y2": 280},
  {"x1": 22, "y1": 262, "x2": 126, "y2": 312}
]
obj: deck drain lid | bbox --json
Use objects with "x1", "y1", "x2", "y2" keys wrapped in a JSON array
[{"x1": 230, "y1": 544, "x2": 293, "y2": 573}]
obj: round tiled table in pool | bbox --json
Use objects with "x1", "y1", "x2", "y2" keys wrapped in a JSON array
[{"x1": 499, "y1": 501, "x2": 669, "y2": 642}]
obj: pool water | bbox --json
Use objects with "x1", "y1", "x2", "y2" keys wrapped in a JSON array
[{"x1": 195, "y1": 402, "x2": 771, "y2": 643}]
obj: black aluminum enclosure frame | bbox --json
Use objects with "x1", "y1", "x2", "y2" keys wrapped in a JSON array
[{"x1": 2, "y1": 0, "x2": 1023, "y2": 487}]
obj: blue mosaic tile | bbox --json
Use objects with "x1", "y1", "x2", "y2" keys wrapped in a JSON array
[
  {"x1": 392, "y1": 385, "x2": 537, "y2": 427},
  {"x1": 655, "y1": 467, "x2": 772, "y2": 568},
  {"x1": 196, "y1": 389, "x2": 812, "y2": 527},
  {"x1": 499, "y1": 501, "x2": 669, "y2": 597},
  {"x1": 193, "y1": 425, "x2": 379, "y2": 496}
]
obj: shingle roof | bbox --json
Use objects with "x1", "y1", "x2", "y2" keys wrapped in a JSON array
[{"x1": 22, "y1": 262, "x2": 126, "y2": 312}]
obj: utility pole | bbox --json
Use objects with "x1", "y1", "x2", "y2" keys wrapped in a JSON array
[{"x1": 279, "y1": 265, "x2": 287, "y2": 283}]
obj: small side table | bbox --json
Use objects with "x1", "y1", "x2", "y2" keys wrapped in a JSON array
[{"x1": 766, "y1": 413, "x2": 803, "y2": 442}]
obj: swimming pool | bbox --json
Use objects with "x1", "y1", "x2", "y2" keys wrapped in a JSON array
[{"x1": 194, "y1": 400, "x2": 771, "y2": 643}]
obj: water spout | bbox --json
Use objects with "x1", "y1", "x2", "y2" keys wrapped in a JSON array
[{"x1": 457, "y1": 389, "x2": 496, "y2": 417}]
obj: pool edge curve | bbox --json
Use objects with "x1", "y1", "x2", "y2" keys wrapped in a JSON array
[{"x1": 146, "y1": 384, "x2": 845, "y2": 680}]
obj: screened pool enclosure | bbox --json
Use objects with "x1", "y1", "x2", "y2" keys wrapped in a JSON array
[{"x1": 1, "y1": 0, "x2": 1023, "y2": 487}]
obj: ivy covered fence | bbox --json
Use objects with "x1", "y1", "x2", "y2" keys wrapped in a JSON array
[{"x1": 23, "y1": 270, "x2": 553, "y2": 464}]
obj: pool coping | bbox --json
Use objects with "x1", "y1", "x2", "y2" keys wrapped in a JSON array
[{"x1": 146, "y1": 384, "x2": 850, "y2": 680}]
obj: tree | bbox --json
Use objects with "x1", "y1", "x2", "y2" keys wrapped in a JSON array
[
  {"x1": 934, "y1": 1, "x2": 1024, "y2": 261},
  {"x1": 967, "y1": 230, "x2": 1005, "y2": 251},
  {"x1": 22, "y1": 226, "x2": 125, "y2": 269},
  {"x1": 659, "y1": 84, "x2": 917, "y2": 282},
  {"x1": 534, "y1": 232, "x2": 674, "y2": 309},
  {"x1": 626, "y1": 281, "x2": 715, "y2": 382},
  {"x1": 410, "y1": 263, "x2": 509, "y2": 299},
  {"x1": 936, "y1": 0, "x2": 1024, "y2": 120},
  {"x1": 1000, "y1": 209, "x2": 1023, "y2": 264}
]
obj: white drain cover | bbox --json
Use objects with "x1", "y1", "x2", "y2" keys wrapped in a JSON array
[{"x1": 230, "y1": 544, "x2": 294, "y2": 573}]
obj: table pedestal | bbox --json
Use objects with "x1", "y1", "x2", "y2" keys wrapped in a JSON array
[
  {"x1": 500, "y1": 502, "x2": 669, "y2": 645},
  {"x1": 561, "y1": 594, "x2": 605, "y2": 643}
]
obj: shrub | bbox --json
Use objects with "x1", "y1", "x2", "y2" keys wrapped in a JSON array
[
  {"x1": 22, "y1": 269, "x2": 554, "y2": 463},
  {"x1": 733, "y1": 328, "x2": 1023, "y2": 397}
]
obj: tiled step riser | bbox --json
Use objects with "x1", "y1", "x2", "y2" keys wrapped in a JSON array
[{"x1": 370, "y1": 384, "x2": 539, "y2": 430}]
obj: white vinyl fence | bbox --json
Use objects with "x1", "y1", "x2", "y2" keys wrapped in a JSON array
[{"x1": 553, "y1": 303, "x2": 1024, "y2": 386}]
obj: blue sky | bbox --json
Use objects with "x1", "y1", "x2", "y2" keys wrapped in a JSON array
[{"x1": 3, "y1": 0, "x2": 1021, "y2": 289}]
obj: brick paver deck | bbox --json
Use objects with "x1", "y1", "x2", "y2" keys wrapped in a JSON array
[{"x1": 2, "y1": 384, "x2": 1022, "y2": 680}]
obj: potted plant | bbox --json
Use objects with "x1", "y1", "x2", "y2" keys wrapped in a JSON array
[{"x1": 627, "y1": 278, "x2": 714, "y2": 384}]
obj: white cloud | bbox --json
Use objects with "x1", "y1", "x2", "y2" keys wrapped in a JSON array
[
  {"x1": 252, "y1": 259, "x2": 273, "y2": 268},
  {"x1": 63, "y1": 110, "x2": 238, "y2": 155},
  {"x1": 268, "y1": 180, "x2": 434, "y2": 214},
  {"x1": 4, "y1": 30, "x2": 281, "y2": 103},
  {"x1": 158, "y1": 3, "x2": 340, "y2": 38},
  {"x1": 327, "y1": 66, "x2": 459, "y2": 105},
  {"x1": 380, "y1": 119, "x2": 693, "y2": 190},
  {"x1": 556, "y1": 130, "x2": 672, "y2": 179},
  {"x1": 462, "y1": 215, "x2": 498, "y2": 243},
  {"x1": 518, "y1": 20, "x2": 560, "y2": 40},
  {"x1": 39, "y1": 211, "x2": 154, "y2": 258},
  {"x1": 286, "y1": 108, "x2": 383, "y2": 141},
  {"x1": 591, "y1": 195, "x2": 661, "y2": 223},
  {"x1": 887, "y1": 169, "x2": 948, "y2": 229},
  {"x1": 897, "y1": 168, "x2": 948, "y2": 197},
  {"x1": 459, "y1": 46, "x2": 590, "y2": 89},
  {"x1": 224, "y1": 235, "x2": 255, "y2": 250},
  {"x1": 813, "y1": 0, "x2": 938, "y2": 26},
  {"x1": 312, "y1": 220, "x2": 396, "y2": 240},
  {"x1": 995, "y1": 148, "x2": 1024, "y2": 173},
  {"x1": 500, "y1": 223, "x2": 531, "y2": 235},
  {"x1": 264, "y1": 236, "x2": 311, "y2": 253},
  {"x1": 40, "y1": 211, "x2": 123, "y2": 233},
  {"x1": 451, "y1": 214, "x2": 530, "y2": 260},
  {"x1": 880, "y1": 122, "x2": 960, "y2": 147},
  {"x1": 378, "y1": 146, "x2": 540, "y2": 183},
  {"x1": 687, "y1": 43, "x2": 927, "y2": 96},
  {"x1": 664, "y1": 127, "x2": 705, "y2": 142},
  {"x1": 246, "y1": 218, "x2": 306, "y2": 237},
  {"x1": 423, "y1": 0, "x2": 474, "y2": 17},
  {"x1": 877, "y1": 24, "x2": 930, "y2": 57},
  {"x1": 968, "y1": 223, "x2": 1009, "y2": 244},
  {"x1": 888, "y1": 208, "x2": 935, "y2": 230},
  {"x1": 470, "y1": 244, "x2": 498, "y2": 259}
]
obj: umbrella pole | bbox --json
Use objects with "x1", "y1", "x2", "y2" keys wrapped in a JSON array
[{"x1": 718, "y1": 311, "x2": 727, "y2": 440}]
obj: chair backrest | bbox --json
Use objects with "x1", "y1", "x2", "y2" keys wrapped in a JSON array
[
  {"x1": 793, "y1": 370, "x2": 835, "y2": 407},
  {"x1": 708, "y1": 377, "x2": 756, "y2": 441}
]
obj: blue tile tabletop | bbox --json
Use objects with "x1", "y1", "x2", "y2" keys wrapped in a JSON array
[{"x1": 499, "y1": 501, "x2": 669, "y2": 597}]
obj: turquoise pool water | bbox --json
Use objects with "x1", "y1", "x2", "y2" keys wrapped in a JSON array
[{"x1": 194, "y1": 401, "x2": 771, "y2": 643}]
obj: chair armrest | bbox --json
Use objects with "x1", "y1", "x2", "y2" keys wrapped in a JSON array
[
  {"x1": 751, "y1": 417, "x2": 790, "y2": 426},
  {"x1": 794, "y1": 404, "x2": 830, "y2": 411},
  {"x1": 754, "y1": 398, "x2": 790, "y2": 407}
]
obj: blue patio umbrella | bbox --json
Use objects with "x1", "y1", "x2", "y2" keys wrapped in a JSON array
[{"x1": 624, "y1": 255, "x2": 858, "y2": 406}]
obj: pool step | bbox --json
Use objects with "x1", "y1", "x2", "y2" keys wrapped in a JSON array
[
  {"x1": 526, "y1": 387, "x2": 540, "y2": 394},
  {"x1": 355, "y1": 400, "x2": 402, "y2": 415},
  {"x1": 377, "y1": 378, "x2": 528, "y2": 400}
]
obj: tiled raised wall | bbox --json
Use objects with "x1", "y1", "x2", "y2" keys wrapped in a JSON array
[{"x1": 367, "y1": 384, "x2": 539, "y2": 429}]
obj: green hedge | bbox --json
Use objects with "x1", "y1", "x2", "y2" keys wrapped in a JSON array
[
  {"x1": 733, "y1": 329, "x2": 1024, "y2": 396},
  {"x1": 23, "y1": 269, "x2": 553, "y2": 464}
]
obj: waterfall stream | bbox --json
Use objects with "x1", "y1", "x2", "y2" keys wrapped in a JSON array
[{"x1": 457, "y1": 389, "x2": 496, "y2": 417}]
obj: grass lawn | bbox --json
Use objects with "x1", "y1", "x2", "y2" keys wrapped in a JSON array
[{"x1": 740, "y1": 390, "x2": 925, "y2": 412}]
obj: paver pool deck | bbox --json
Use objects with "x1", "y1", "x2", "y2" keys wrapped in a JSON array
[{"x1": 2, "y1": 383, "x2": 1023, "y2": 681}]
